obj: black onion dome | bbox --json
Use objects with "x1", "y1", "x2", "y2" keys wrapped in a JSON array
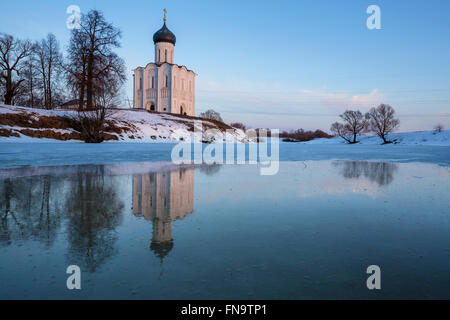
[
  {"x1": 153, "y1": 22, "x2": 176, "y2": 45},
  {"x1": 150, "y1": 240, "x2": 174, "y2": 260}
]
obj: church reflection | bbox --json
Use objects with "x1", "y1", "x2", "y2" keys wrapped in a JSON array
[{"x1": 132, "y1": 167, "x2": 194, "y2": 260}]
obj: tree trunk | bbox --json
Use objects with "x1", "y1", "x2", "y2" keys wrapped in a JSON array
[
  {"x1": 79, "y1": 64, "x2": 86, "y2": 111},
  {"x1": 4, "y1": 70, "x2": 13, "y2": 105},
  {"x1": 78, "y1": 80, "x2": 85, "y2": 111},
  {"x1": 47, "y1": 77, "x2": 52, "y2": 109},
  {"x1": 47, "y1": 58, "x2": 53, "y2": 110},
  {"x1": 42, "y1": 72, "x2": 48, "y2": 109},
  {"x1": 30, "y1": 75, "x2": 34, "y2": 107},
  {"x1": 86, "y1": 54, "x2": 94, "y2": 109},
  {"x1": 4, "y1": 92, "x2": 13, "y2": 105}
]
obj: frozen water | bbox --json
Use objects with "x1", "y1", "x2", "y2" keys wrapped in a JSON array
[
  {"x1": 0, "y1": 161, "x2": 449, "y2": 299},
  {"x1": 1, "y1": 142, "x2": 449, "y2": 169}
]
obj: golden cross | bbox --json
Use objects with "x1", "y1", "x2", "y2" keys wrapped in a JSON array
[{"x1": 163, "y1": 8, "x2": 167, "y2": 22}]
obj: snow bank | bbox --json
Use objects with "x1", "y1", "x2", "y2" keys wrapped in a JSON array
[
  {"x1": 300, "y1": 130, "x2": 450, "y2": 147},
  {"x1": 0, "y1": 104, "x2": 248, "y2": 143}
]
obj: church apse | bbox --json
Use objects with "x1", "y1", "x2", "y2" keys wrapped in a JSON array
[{"x1": 132, "y1": 167, "x2": 194, "y2": 259}]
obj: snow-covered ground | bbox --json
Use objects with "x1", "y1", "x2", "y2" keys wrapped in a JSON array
[
  {"x1": 1, "y1": 104, "x2": 449, "y2": 169},
  {"x1": 300, "y1": 130, "x2": 450, "y2": 146},
  {"x1": 2, "y1": 104, "x2": 448, "y2": 146},
  {"x1": 0, "y1": 104, "x2": 248, "y2": 143}
]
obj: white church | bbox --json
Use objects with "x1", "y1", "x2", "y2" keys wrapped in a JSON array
[{"x1": 133, "y1": 9, "x2": 196, "y2": 116}]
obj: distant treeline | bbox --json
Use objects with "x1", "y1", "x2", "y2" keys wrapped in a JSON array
[{"x1": 280, "y1": 129, "x2": 333, "y2": 142}]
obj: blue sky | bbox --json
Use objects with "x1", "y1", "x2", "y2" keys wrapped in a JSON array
[{"x1": 2, "y1": 0, "x2": 450, "y2": 131}]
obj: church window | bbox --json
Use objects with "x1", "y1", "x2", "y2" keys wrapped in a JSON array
[
  {"x1": 151, "y1": 76, "x2": 154, "y2": 88},
  {"x1": 165, "y1": 50, "x2": 167, "y2": 62},
  {"x1": 166, "y1": 75, "x2": 169, "y2": 87}
]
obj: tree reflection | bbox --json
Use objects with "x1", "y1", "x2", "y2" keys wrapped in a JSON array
[
  {"x1": 333, "y1": 161, "x2": 399, "y2": 186},
  {"x1": 198, "y1": 164, "x2": 222, "y2": 176},
  {"x1": 64, "y1": 166, "x2": 124, "y2": 272},
  {"x1": 0, "y1": 164, "x2": 195, "y2": 274},
  {"x1": 0, "y1": 175, "x2": 62, "y2": 248}
]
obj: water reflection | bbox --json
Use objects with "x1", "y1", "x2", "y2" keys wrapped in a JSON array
[
  {"x1": 1, "y1": 161, "x2": 450, "y2": 299},
  {"x1": 0, "y1": 175, "x2": 62, "y2": 248},
  {"x1": 132, "y1": 167, "x2": 194, "y2": 260},
  {"x1": 198, "y1": 164, "x2": 222, "y2": 176},
  {"x1": 333, "y1": 161, "x2": 399, "y2": 186},
  {"x1": 0, "y1": 166, "x2": 124, "y2": 272},
  {"x1": 64, "y1": 167, "x2": 124, "y2": 272},
  {"x1": 0, "y1": 163, "x2": 201, "y2": 273}
]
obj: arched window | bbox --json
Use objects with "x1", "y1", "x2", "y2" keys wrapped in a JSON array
[
  {"x1": 166, "y1": 75, "x2": 169, "y2": 87},
  {"x1": 165, "y1": 50, "x2": 167, "y2": 62},
  {"x1": 158, "y1": 50, "x2": 160, "y2": 62},
  {"x1": 151, "y1": 76, "x2": 154, "y2": 89}
]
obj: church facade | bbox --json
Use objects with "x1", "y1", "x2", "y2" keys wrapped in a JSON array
[{"x1": 133, "y1": 10, "x2": 196, "y2": 116}]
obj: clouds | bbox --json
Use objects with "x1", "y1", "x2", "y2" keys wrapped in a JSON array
[
  {"x1": 197, "y1": 80, "x2": 384, "y2": 114},
  {"x1": 299, "y1": 88, "x2": 384, "y2": 110},
  {"x1": 195, "y1": 81, "x2": 388, "y2": 130},
  {"x1": 196, "y1": 79, "x2": 447, "y2": 133}
]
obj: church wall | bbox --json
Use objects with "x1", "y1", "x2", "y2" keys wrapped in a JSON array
[
  {"x1": 171, "y1": 66, "x2": 195, "y2": 116},
  {"x1": 143, "y1": 66, "x2": 157, "y2": 111},
  {"x1": 156, "y1": 64, "x2": 172, "y2": 113},
  {"x1": 134, "y1": 64, "x2": 195, "y2": 116},
  {"x1": 134, "y1": 68, "x2": 144, "y2": 109}
]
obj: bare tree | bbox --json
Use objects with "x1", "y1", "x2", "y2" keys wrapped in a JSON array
[
  {"x1": 35, "y1": 34, "x2": 63, "y2": 109},
  {"x1": 0, "y1": 33, "x2": 33, "y2": 105},
  {"x1": 0, "y1": 77, "x2": 4, "y2": 103},
  {"x1": 76, "y1": 105, "x2": 110, "y2": 143},
  {"x1": 19, "y1": 55, "x2": 40, "y2": 107},
  {"x1": 66, "y1": 10, "x2": 124, "y2": 111},
  {"x1": 368, "y1": 104, "x2": 400, "y2": 144},
  {"x1": 330, "y1": 122, "x2": 352, "y2": 143},
  {"x1": 331, "y1": 110, "x2": 369, "y2": 144},
  {"x1": 76, "y1": 60, "x2": 124, "y2": 143},
  {"x1": 66, "y1": 26, "x2": 89, "y2": 110},
  {"x1": 200, "y1": 109, "x2": 224, "y2": 122},
  {"x1": 65, "y1": 10, "x2": 125, "y2": 111},
  {"x1": 434, "y1": 124, "x2": 444, "y2": 133}
]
